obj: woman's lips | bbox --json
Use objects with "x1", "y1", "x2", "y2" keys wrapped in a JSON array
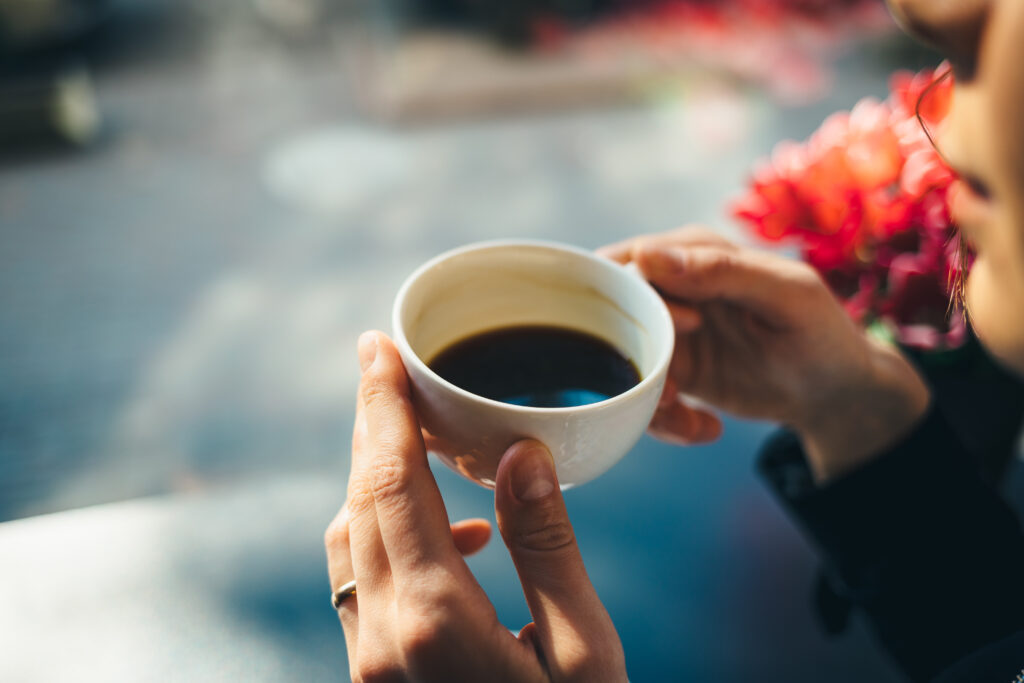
[{"x1": 950, "y1": 175, "x2": 994, "y2": 247}]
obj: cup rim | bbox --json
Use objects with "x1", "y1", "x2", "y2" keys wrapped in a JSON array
[{"x1": 391, "y1": 239, "x2": 675, "y2": 415}]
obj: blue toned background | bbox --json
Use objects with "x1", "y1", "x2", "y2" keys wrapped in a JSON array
[{"x1": 0, "y1": 1, "x2": 935, "y2": 680}]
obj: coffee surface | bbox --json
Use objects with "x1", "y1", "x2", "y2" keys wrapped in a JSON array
[{"x1": 428, "y1": 325, "x2": 640, "y2": 408}]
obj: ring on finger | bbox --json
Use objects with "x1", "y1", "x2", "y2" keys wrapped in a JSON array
[{"x1": 331, "y1": 579, "x2": 357, "y2": 610}]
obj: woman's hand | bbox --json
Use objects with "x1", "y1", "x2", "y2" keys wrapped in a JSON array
[
  {"x1": 599, "y1": 226, "x2": 931, "y2": 482},
  {"x1": 325, "y1": 331, "x2": 627, "y2": 683}
]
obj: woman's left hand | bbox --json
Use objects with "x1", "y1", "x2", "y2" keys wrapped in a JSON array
[{"x1": 324, "y1": 331, "x2": 627, "y2": 683}]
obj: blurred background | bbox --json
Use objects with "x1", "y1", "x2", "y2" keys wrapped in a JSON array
[{"x1": 0, "y1": 0, "x2": 956, "y2": 680}]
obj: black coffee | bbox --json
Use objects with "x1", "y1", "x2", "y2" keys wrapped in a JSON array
[{"x1": 428, "y1": 325, "x2": 641, "y2": 408}]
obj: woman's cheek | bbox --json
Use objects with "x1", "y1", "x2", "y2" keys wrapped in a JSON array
[{"x1": 967, "y1": 256, "x2": 1024, "y2": 375}]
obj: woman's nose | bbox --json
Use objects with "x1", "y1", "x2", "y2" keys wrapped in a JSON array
[{"x1": 887, "y1": 0, "x2": 990, "y2": 78}]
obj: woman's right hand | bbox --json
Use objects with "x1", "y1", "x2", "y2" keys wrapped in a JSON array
[{"x1": 599, "y1": 226, "x2": 931, "y2": 483}]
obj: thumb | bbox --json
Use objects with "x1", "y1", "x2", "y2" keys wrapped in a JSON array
[{"x1": 495, "y1": 440, "x2": 624, "y2": 679}]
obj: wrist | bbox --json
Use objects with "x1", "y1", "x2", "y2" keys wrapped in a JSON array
[{"x1": 795, "y1": 340, "x2": 931, "y2": 484}]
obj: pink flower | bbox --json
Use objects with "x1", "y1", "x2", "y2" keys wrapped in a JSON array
[
  {"x1": 881, "y1": 251, "x2": 966, "y2": 350},
  {"x1": 901, "y1": 148, "x2": 955, "y2": 197},
  {"x1": 889, "y1": 63, "x2": 953, "y2": 127},
  {"x1": 732, "y1": 63, "x2": 969, "y2": 350},
  {"x1": 835, "y1": 98, "x2": 903, "y2": 189}
]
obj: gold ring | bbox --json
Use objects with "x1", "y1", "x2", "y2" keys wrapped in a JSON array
[{"x1": 331, "y1": 579, "x2": 357, "y2": 609}]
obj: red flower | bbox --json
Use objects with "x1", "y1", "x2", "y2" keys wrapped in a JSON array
[
  {"x1": 889, "y1": 64, "x2": 953, "y2": 127},
  {"x1": 732, "y1": 63, "x2": 969, "y2": 350},
  {"x1": 881, "y1": 249, "x2": 967, "y2": 349}
]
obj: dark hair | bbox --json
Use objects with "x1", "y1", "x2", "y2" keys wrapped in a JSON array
[{"x1": 916, "y1": 66, "x2": 969, "y2": 315}]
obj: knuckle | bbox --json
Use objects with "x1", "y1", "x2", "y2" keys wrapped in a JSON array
[
  {"x1": 516, "y1": 518, "x2": 576, "y2": 553},
  {"x1": 702, "y1": 249, "x2": 736, "y2": 274},
  {"x1": 368, "y1": 458, "x2": 410, "y2": 502},
  {"x1": 323, "y1": 517, "x2": 350, "y2": 551},
  {"x1": 345, "y1": 480, "x2": 376, "y2": 517},
  {"x1": 394, "y1": 574, "x2": 459, "y2": 648},
  {"x1": 398, "y1": 611, "x2": 446, "y2": 661},
  {"x1": 685, "y1": 249, "x2": 734, "y2": 291},
  {"x1": 360, "y1": 370, "x2": 394, "y2": 410},
  {"x1": 356, "y1": 656, "x2": 404, "y2": 683},
  {"x1": 394, "y1": 580, "x2": 465, "y2": 663}
]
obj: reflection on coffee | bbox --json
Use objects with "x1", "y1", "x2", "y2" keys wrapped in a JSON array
[{"x1": 428, "y1": 325, "x2": 641, "y2": 408}]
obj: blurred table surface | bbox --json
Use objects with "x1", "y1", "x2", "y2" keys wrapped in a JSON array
[{"x1": 0, "y1": 1, "x2": 931, "y2": 680}]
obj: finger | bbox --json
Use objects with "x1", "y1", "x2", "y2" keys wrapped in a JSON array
[
  {"x1": 451, "y1": 518, "x2": 492, "y2": 556},
  {"x1": 494, "y1": 440, "x2": 625, "y2": 678},
  {"x1": 635, "y1": 243, "x2": 813, "y2": 314},
  {"x1": 359, "y1": 331, "x2": 462, "y2": 580},
  {"x1": 325, "y1": 503, "x2": 355, "y2": 599},
  {"x1": 347, "y1": 340, "x2": 411, "y2": 676},
  {"x1": 597, "y1": 225, "x2": 736, "y2": 265},
  {"x1": 596, "y1": 238, "x2": 635, "y2": 264},
  {"x1": 649, "y1": 400, "x2": 723, "y2": 445},
  {"x1": 667, "y1": 330, "x2": 699, "y2": 392},
  {"x1": 347, "y1": 370, "x2": 390, "y2": 590},
  {"x1": 420, "y1": 427, "x2": 458, "y2": 459},
  {"x1": 517, "y1": 622, "x2": 539, "y2": 649},
  {"x1": 421, "y1": 427, "x2": 442, "y2": 452},
  {"x1": 658, "y1": 374, "x2": 679, "y2": 409},
  {"x1": 665, "y1": 299, "x2": 702, "y2": 332},
  {"x1": 324, "y1": 503, "x2": 359, "y2": 664}
]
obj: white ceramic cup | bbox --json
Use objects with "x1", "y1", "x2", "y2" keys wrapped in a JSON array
[{"x1": 392, "y1": 240, "x2": 674, "y2": 489}]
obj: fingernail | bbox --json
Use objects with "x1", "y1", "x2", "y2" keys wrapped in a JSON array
[
  {"x1": 358, "y1": 332, "x2": 378, "y2": 373},
  {"x1": 509, "y1": 444, "x2": 556, "y2": 502}
]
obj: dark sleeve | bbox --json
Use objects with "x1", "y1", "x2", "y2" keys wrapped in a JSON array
[
  {"x1": 758, "y1": 408, "x2": 1024, "y2": 682},
  {"x1": 930, "y1": 631, "x2": 1024, "y2": 683}
]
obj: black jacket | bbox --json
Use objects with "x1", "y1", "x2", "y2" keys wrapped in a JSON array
[{"x1": 759, "y1": 408, "x2": 1024, "y2": 682}]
